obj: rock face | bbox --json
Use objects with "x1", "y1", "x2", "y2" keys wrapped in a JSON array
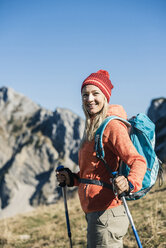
[
  {"x1": 147, "y1": 97, "x2": 166, "y2": 163},
  {"x1": 0, "y1": 88, "x2": 165, "y2": 219},
  {"x1": 0, "y1": 87, "x2": 84, "y2": 218}
]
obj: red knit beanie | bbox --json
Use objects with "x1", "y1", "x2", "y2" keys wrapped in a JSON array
[{"x1": 81, "y1": 70, "x2": 114, "y2": 102}]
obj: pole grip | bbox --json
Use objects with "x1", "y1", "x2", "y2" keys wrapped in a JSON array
[{"x1": 56, "y1": 165, "x2": 66, "y2": 187}]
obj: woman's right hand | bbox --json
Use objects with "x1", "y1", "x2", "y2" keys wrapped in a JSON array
[{"x1": 56, "y1": 170, "x2": 70, "y2": 186}]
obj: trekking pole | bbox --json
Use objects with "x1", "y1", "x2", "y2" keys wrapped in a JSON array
[
  {"x1": 56, "y1": 165, "x2": 73, "y2": 248},
  {"x1": 121, "y1": 196, "x2": 143, "y2": 248},
  {"x1": 112, "y1": 172, "x2": 143, "y2": 248}
]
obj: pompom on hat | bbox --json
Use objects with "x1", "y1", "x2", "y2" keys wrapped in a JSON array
[{"x1": 81, "y1": 70, "x2": 114, "y2": 102}]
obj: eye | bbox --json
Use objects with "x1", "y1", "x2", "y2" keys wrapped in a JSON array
[
  {"x1": 82, "y1": 93, "x2": 88, "y2": 97},
  {"x1": 93, "y1": 92, "x2": 99, "y2": 96}
]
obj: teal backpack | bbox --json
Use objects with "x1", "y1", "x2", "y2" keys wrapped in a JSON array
[{"x1": 95, "y1": 113, "x2": 163, "y2": 200}]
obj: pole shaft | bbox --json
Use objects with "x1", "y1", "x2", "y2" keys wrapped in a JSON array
[
  {"x1": 62, "y1": 187, "x2": 73, "y2": 248},
  {"x1": 122, "y1": 196, "x2": 143, "y2": 248}
]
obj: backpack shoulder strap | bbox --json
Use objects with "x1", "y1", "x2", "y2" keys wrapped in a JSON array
[{"x1": 95, "y1": 115, "x2": 131, "y2": 160}]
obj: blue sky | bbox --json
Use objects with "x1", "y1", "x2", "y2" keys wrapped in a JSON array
[{"x1": 0, "y1": 0, "x2": 165, "y2": 119}]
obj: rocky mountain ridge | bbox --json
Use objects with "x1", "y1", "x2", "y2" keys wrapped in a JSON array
[
  {"x1": 147, "y1": 97, "x2": 166, "y2": 163},
  {"x1": 0, "y1": 87, "x2": 165, "y2": 219},
  {"x1": 0, "y1": 87, "x2": 84, "y2": 218}
]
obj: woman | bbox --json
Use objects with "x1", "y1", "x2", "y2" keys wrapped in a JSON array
[{"x1": 56, "y1": 70, "x2": 146, "y2": 248}]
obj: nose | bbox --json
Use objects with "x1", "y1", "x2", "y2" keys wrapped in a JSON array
[{"x1": 87, "y1": 93, "x2": 94, "y2": 102}]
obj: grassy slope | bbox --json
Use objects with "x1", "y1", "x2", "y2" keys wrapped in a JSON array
[{"x1": 0, "y1": 177, "x2": 166, "y2": 248}]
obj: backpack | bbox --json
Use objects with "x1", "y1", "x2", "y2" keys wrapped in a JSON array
[{"x1": 95, "y1": 113, "x2": 163, "y2": 200}]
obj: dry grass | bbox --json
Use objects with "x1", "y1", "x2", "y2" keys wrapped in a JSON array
[{"x1": 0, "y1": 176, "x2": 166, "y2": 248}]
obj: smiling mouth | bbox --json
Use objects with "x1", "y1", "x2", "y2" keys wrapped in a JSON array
[
  {"x1": 87, "y1": 103, "x2": 97, "y2": 107},
  {"x1": 87, "y1": 105, "x2": 96, "y2": 109}
]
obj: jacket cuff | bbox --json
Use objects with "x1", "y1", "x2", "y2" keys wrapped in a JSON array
[{"x1": 127, "y1": 178, "x2": 134, "y2": 193}]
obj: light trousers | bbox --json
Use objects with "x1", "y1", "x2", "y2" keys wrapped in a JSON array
[{"x1": 86, "y1": 205, "x2": 129, "y2": 248}]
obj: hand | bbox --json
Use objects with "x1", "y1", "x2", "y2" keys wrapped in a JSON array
[
  {"x1": 56, "y1": 170, "x2": 70, "y2": 186},
  {"x1": 114, "y1": 175, "x2": 129, "y2": 195}
]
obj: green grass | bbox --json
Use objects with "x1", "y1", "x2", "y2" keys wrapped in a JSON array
[{"x1": 0, "y1": 176, "x2": 166, "y2": 248}]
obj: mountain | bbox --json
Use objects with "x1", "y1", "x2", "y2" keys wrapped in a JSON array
[
  {"x1": 147, "y1": 97, "x2": 166, "y2": 163},
  {"x1": 0, "y1": 87, "x2": 84, "y2": 219},
  {"x1": 0, "y1": 87, "x2": 165, "y2": 219}
]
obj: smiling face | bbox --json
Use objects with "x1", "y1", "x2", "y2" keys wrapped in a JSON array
[{"x1": 82, "y1": 85, "x2": 106, "y2": 116}]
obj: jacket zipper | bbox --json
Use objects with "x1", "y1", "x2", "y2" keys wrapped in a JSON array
[{"x1": 84, "y1": 184, "x2": 88, "y2": 199}]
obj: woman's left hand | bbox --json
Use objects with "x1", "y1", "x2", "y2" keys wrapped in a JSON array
[{"x1": 114, "y1": 176, "x2": 129, "y2": 195}]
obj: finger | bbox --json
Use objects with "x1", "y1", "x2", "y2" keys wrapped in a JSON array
[
  {"x1": 56, "y1": 174, "x2": 66, "y2": 183},
  {"x1": 56, "y1": 170, "x2": 70, "y2": 186},
  {"x1": 56, "y1": 171, "x2": 66, "y2": 180},
  {"x1": 114, "y1": 175, "x2": 125, "y2": 183},
  {"x1": 116, "y1": 185, "x2": 127, "y2": 194},
  {"x1": 115, "y1": 179, "x2": 127, "y2": 188},
  {"x1": 117, "y1": 181, "x2": 128, "y2": 189},
  {"x1": 115, "y1": 179, "x2": 129, "y2": 191},
  {"x1": 116, "y1": 185, "x2": 126, "y2": 193},
  {"x1": 115, "y1": 176, "x2": 128, "y2": 186}
]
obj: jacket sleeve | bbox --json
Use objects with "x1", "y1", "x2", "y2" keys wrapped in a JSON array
[
  {"x1": 105, "y1": 119, "x2": 147, "y2": 192},
  {"x1": 72, "y1": 172, "x2": 80, "y2": 186}
]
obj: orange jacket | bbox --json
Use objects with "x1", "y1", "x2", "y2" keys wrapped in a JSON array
[{"x1": 74, "y1": 105, "x2": 147, "y2": 213}]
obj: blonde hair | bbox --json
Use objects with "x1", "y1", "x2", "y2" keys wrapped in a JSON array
[{"x1": 81, "y1": 96, "x2": 108, "y2": 144}]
